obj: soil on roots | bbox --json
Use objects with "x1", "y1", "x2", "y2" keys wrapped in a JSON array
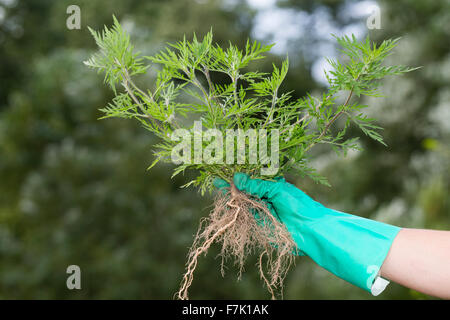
[{"x1": 176, "y1": 183, "x2": 297, "y2": 300}]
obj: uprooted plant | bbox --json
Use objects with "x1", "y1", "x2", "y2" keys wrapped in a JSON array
[{"x1": 85, "y1": 16, "x2": 417, "y2": 299}]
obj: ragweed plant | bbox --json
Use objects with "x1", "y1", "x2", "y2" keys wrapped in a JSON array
[{"x1": 85, "y1": 16, "x2": 416, "y2": 299}]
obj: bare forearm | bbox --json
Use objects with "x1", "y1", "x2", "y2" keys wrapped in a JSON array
[{"x1": 380, "y1": 228, "x2": 450, "y2": 299}]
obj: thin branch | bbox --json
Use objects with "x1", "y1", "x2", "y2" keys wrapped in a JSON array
[
  {"x1": 228, "y1": 73, "x2": 245, "y2": 129},
  {"x1": 280, "y1": 113, "x2": 309, "y2": 135},
  {"x1": 122, "y1": 79, "x2": 147, "y2": 116},
  {"x1": 201, "y1": 65, "x2": 225, "y2": 116},
  {"x1": 262, "y1": 86, "x2": 278, "y2": 129},
  {"x1": 183, "y1": 68, "x2": 216, "y2": 125},
  {"x1": 320, "y1": 89, "x2": 353, "y2": 139},
  {"x1": 304, "y1": 88, "x2": 354, "y2": 153},
  {"x1": 115, "y1": 59, "x2": 168, "y2": 131},
  {"x1": 202, "y1": 66, "x2": 214, "y2": 96},
  {"x1": 116, "y1": 58, "x2": 154, "y2": 103}
]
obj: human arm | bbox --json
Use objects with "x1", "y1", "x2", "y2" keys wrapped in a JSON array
[
  {"x1": 381, "y1": 228, "x2": 450, "y2": 299},
  {"x1": 214, "y1": 173, "x2": 450, "y2": 299}
]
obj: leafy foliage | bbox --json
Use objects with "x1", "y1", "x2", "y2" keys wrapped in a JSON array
[{"x1": 85, "y1": 17, "x2": 416, "y2": 192}]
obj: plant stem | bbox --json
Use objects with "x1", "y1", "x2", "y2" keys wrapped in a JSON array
[
  {"x1": 202, "y1": 66, "x2": 226, "y2": 117},
  {"x1": 304, "y1": 88, "x2": 354, "y2": 153},
  {"x1": 185, "y1": 68, "x2": 217, "y2": 126}
]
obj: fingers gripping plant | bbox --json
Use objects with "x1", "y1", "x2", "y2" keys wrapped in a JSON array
[{"x1": 85, "y1": 17, "x2": 416, "y2": 299}]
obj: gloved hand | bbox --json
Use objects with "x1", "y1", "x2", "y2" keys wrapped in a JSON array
[{"x1": 213, "y1": 173, "x2": 401, "y2": 295}]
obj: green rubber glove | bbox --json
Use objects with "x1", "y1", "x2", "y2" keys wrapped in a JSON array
[{"x1": 213, "y1": 173, "x2": 401, "y2": 295}]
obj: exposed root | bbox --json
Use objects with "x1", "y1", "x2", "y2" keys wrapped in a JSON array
[{"x1": 176, "y1": 183, "x2": 297, "y2": 300}]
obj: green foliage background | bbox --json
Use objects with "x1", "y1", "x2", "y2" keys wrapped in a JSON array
[{"x1": 0, "y1": 0, "x2": 448, "y2": 299}]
